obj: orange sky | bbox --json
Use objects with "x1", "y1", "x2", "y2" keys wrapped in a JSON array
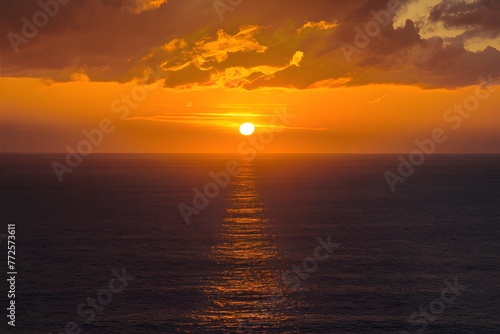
[{"x1": 1, "y1": 0, "x2": 499, "y2": 153}]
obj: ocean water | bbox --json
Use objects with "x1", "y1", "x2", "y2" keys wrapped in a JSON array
[{"x1": 1, "y1": 154, "x2": 499, "y2": 333}]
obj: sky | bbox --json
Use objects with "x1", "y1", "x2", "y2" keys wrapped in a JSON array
[{"x1": 0, "y1": 0, "x2": 499, "y2": 153}]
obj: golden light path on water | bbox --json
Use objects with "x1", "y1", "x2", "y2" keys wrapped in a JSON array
[{"x1": 195, "y1": 161, "x2": 298, "y2": 333}]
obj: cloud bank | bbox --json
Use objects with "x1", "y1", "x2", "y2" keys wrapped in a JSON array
[{"x1": 1, "y1": 0, "x2": 499, "y2": 89}]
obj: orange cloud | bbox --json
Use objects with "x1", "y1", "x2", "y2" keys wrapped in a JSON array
[
  {"x1": 127, "y1": 0, "x2": 167, "y2": 14},
  {"x1": 298, "y1": 20, "x2": 338, "y2": 33}
]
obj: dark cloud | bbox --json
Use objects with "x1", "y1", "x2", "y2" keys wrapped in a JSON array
[
  {"x1": 0, "y1": 0, "x2": 206, "y2": 76},
  {"x1": 426, "y1": 0, "x2": 500, "y2": 59},
  {"x1": 429, "y1": 0, "x2": 500, "y2": 32},
  {"x1": 0, "y1": 0, "x2": 499, "y2": 89}
]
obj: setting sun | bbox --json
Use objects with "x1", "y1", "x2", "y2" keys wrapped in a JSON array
[{"x1": 239, "y1": 122, "x2": 255, "y2": 136}]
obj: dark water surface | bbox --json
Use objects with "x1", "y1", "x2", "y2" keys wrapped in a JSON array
[{"x1": 1, "y1": 154, "x2": 499, "y2": 333}]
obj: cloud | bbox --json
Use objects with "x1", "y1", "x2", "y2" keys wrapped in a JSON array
[
  {"x1": 368, "y1": 94, "x2": 387, "y2": 103},
  {"x1": 127, "y1": 0, "x2": 167, "y2": 13},
  {"x1": 147, "y1": 19, "x2": 499, "y2": 90},
  {"x1": 290, "y1": 51, "x2": 304, "y2": 66},
  {"x1": 427, "y1": 0, "x2": 500, "y2": 49},
  {"x1": 70, "y1": 70, "x2": 91, "y2": 82},
  {"x1": 126, "y1": 111, "x2": 273, "y2": 127},
  {"x1": 126, "y1": 112, "x2": 327, "y2": 131},
  {"x1": 429, "y1": 0, "x2": 500, "y2": 33},
  {"x1": 0, "y1": 0, "x2": 499, "y2": 89},
  {"x1": 298, "y1": 20, "x2": 339, "y2": 33},
  {"x1": 139, "y1": 25, "x2": 307, "y2": 89},
  {"x1": 137, "y1": 25, "x2": 271, "y2": 86}
]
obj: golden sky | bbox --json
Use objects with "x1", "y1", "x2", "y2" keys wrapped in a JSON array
[{"x1": 1, "y1": 0, "x2": 499, "y2": 153}]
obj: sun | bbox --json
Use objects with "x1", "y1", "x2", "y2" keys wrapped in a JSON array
[{"x1": 239, "y1": 122, "x2": 255, "y2": 136}]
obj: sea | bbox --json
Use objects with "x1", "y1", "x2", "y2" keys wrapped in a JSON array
[{"x1": 0, "y1": 154, "x2": 499, "y2": 333}]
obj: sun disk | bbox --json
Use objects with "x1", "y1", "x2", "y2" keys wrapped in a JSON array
[{"x1": 239, "y1": 122, "x2": 255, "y2": 136}]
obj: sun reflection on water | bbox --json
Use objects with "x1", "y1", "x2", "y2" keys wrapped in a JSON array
[{"x1": 194, "y1": 161, "x2": 298, "y2": 333}]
